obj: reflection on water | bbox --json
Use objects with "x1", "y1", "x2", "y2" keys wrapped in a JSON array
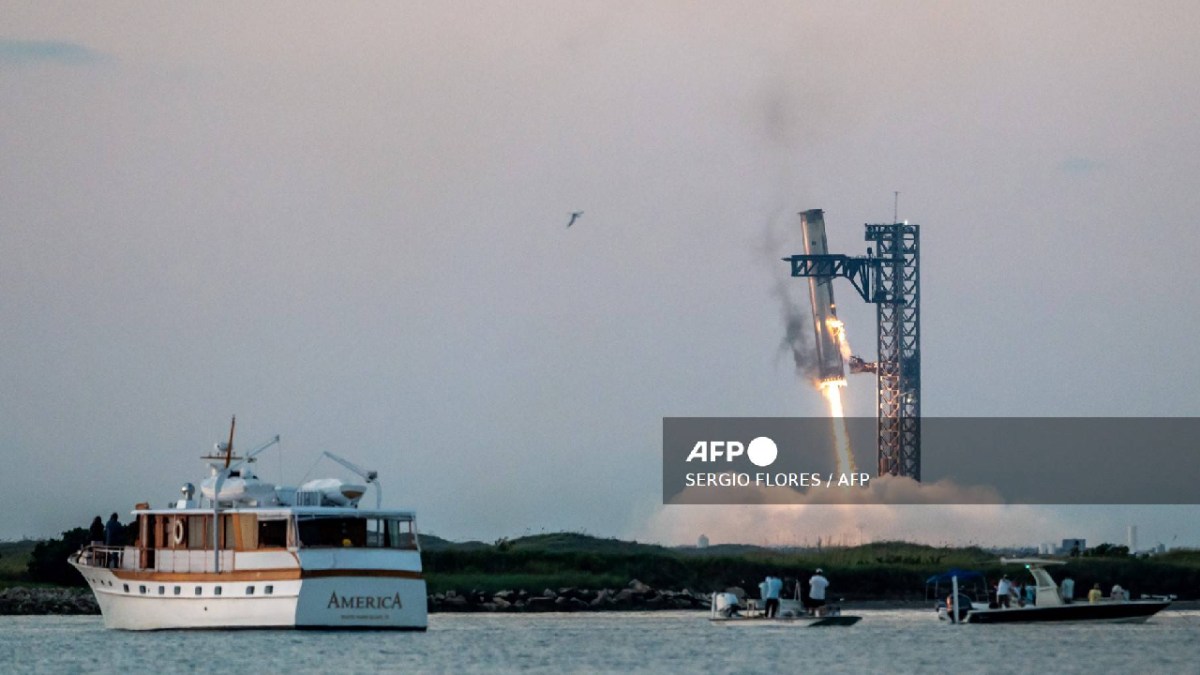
[{"x1": 1, "y1": 610, "x2": 1198, "y2": 673}]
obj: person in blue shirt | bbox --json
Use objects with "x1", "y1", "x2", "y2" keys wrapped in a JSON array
[
  {"x1": 1060, "y1": 576, "x2": 1075, "y2": 604},
  {"x1": 763, "y1": 576, "x2": 783, "y2": 618}
]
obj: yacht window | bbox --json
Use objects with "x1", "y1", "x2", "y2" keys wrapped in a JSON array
[
  {"x1": 123, "y1": 584, "x2": 129, "y2": 593},
  {"x1": 386, "y1": 518, "x2": 417, "y2": 550},
  {"x1": 158, "y1": 586, "x2": 165, "y2": 595},
  {"x1": 195, "y1": 586, "x2": 202, "y2": 596},
  {"x1": 367, "y1": 519, "x2": 384, "y2": 547},
  {"x1": 237, "y1": 514, "x2": 258, "y2": 550},
  {"x1": 174, "y1": 586, "x2": 181, "y2": 596},
  {"x1": 246, "y1": 586, "x2": 254, "y2": 595},
  {"x1": 215, "y1": 586, "x2": 222, "y2": 596},
  {"x1": 258, "y1": 519, "x2": 287, "y2": 548},
  {"x1": 139, "y1": 586, "x2": 146, "y2": 594},
  {"x1": 221, "y1": 515, "x2": 237, "y2": 549},
  {"x1": 297, "y1": 517, "x2": 367, "y2": 548},
  {"x1": 187, "y1": 516, "x2": 207, "y2": 549},
  {"x1": 265, "y1": 585, "x2": 274, "y2": 595}
]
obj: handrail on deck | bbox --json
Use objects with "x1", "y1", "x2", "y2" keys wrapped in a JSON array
[{"x1": 77, "y1": 544, "x2": 126, "y2": 569}]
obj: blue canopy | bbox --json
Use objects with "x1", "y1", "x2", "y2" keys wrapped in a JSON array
[{"x1": 925, "y1": 569, "x2": 986, "y2": 584}]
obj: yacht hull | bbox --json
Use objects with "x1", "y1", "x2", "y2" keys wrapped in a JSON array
[{"x1": 72, "y1": 561, "x2": 427, "y2": 630}]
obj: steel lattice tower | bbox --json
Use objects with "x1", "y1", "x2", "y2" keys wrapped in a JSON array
[
  {"x1": 866, "y1": 223, "x2": 920, "y2": 479},
  {"x1": 784, "y1": 214, "x2": 921, "y2": 479}
]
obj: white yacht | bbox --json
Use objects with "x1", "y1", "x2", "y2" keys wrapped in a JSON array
[{"x1": 69, "y1": 419, "x2": 428, "y2": 631}]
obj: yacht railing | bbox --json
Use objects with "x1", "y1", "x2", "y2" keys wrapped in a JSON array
[{"x1": 77, "y1": 545, "x2": 128, "y2": 569}]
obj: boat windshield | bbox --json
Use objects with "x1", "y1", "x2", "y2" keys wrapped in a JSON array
[{"x1": 296, "y1": 515, "x2": 417, "y2": 550}]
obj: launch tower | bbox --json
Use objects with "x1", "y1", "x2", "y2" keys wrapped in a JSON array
[{"x1": 784, "y1": 210, "x2": 922, "y2": 479}]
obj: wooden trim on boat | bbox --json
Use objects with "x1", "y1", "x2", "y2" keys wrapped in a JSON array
[
  {"x1": 112, "y1": 569, "x2": 302, "y2": 582},
  {"x1": 110, "y1": 568, "x2": 424, "y2": 582}
]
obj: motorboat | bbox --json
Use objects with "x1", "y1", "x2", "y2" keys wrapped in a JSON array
[
  {"x1": 708, "y1": 590, "x2": 861, "y2": 626},
  {"x1": 69, "y1": 418, "x2": 428, "y2": 631},
  {"x1": 937, "y1": 558, "x2": 1170, "y2": 624}
]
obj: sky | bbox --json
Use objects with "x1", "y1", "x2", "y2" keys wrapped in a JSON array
[{"x1": 2, "y1": 2, "x2": 1199, "y2": 549}]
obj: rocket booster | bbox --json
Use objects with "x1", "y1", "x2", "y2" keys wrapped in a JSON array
[{"x1": 800, "y1": 209, "x2": 847, "y2": 384}]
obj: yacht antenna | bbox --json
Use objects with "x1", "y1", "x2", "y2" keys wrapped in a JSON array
[{"x1": 224, "y1": 415, "x2": 236, "y2": 468}]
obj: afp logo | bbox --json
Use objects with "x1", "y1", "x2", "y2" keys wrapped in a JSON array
[{"x1": 685, "y1": 436, "x2": 777, "y2": 467}]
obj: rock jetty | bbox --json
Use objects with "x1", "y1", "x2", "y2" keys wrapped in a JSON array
[
  {"x1": 0, "y1": 587, "x2": 99, "y2": 615},
  {"x1": 427, "y1": 579, "x2": 710, "y2": 613},
  {"x1": 0, "y1": 581, "x2": 712, "y2": 615}
]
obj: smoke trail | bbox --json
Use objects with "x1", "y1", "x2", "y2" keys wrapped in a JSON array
[
  {"x1": 772, "y1": 278, "x2": 820, "y2": 386},
  {"x1": 763, "y1": 216, "x2": 821, "y2": 384}
]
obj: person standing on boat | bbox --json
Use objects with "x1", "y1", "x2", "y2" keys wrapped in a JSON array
[
  {"x1": 763, "y1": 576, "x2": 782, "y2": 618},
  {"x1": 103, "y1": 513, "x2": 122, "y2": 546},
  {"x1": 103, "y1": 512, "x2": 123, "y2": 568},
  {"x1": 1088, "y1": 582, "x2": 1102, "y2": 604},
  {"x1": 807, "y1": 569, "x2": 829, "y2": 615},
  {"x1": 88, "y1": 516, "x2": 104, "y2": 544},
  {"x1": 88, "y1": 516, "x2": 105, "y2": 567},
  {"x1": 769, "y1": 576, "x2": 783, "y2": 614},
  {"x1": 1061, "y1": 575, "x2": 1075, "y2": 604},
  {"x1": 995, "y1": 575, "x2": 1013, "y2": 608}
]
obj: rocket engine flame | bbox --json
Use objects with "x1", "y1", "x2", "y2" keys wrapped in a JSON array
[
  {"x1": 820, "y1": 378, "x2": 857, "y2": 475},
  {"x1": 826, "y1": 317, "x2": 853, "y2": 361}
]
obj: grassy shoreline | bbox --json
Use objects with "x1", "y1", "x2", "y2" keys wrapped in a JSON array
[{"x1": 5, "y1": 534, "x2": 1198, "y2": 615}]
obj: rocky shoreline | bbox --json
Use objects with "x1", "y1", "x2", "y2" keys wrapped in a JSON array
[
  {"x1": 0, "y1": 581, "x2": 712, "y2": 615},
  {"x1": 428, "y1": 579, "x2": 711, "y2": 613}
]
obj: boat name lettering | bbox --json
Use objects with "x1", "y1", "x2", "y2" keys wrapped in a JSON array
[{"x1": 326, "y1": 591, "x2": 403, "y2": 610}]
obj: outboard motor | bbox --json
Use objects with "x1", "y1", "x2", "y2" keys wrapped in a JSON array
[{"x1": 948, "y1": 593, "x2": 973, "y2": 622}]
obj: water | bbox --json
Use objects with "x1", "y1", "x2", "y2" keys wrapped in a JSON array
[{"x1": 2, "y1": 610, "x2": 1199, "y2": 674}]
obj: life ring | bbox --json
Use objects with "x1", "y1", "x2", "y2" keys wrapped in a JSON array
[{"x1": 172, "y1": 519, "x2": 185, "y2": 546}]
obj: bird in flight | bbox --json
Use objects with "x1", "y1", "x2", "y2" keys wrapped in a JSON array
[{"x1": 567, "y1": 211, "x2": 584, "y2": 227}]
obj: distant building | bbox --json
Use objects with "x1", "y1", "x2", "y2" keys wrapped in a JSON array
[
  {"x1": 1128, "y1": 525, "x2": 1137, "y2": 552},
  {"x1": 697, "y1": 534, "x2": 709, "y2": 549},
  {"x1": 1062, "y1": 538, "x2": 1086, "y2": 556}
]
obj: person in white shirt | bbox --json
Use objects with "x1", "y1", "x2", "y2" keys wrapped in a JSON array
[
  {"x1": 996, "y1": 575, "x2": 1013, "y2": 608},
  {"x1": 717, "y1": 591, "x2": 742, "y2": 617},
  {"x1": 807, "y1": 569, "x2": 830, "y2": 615}
]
